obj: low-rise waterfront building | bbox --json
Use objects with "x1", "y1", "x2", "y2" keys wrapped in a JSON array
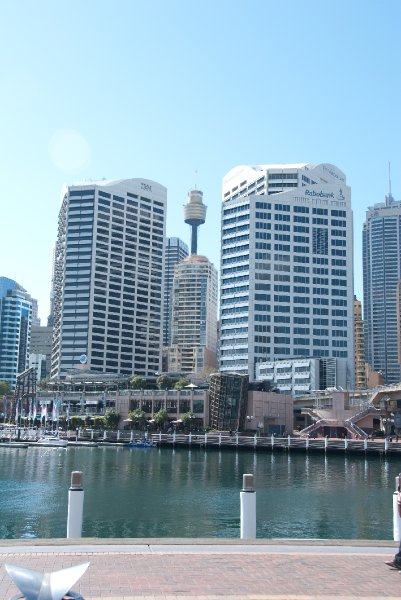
[{"x1": 245, "y1": 390, "x2": 293, "y2": 435}]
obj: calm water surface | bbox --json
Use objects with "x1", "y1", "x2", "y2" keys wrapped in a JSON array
[{"x1": 0, "y1": 446, "x2": 396, "y2": 539}]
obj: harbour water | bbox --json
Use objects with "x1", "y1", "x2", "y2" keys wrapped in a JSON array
[{"x1": 0, "y1": 445, "x2": 396, "y2": 540}]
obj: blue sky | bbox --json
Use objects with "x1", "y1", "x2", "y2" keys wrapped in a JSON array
[{"x1": 1, "y1": 0, "x2": 400, "y2": 323}]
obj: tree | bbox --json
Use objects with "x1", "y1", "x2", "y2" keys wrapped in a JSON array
[
  {"x1": 93, "y1": 416, "x2": 106, "y2": 430},
  {"x1": 156, "y1": 374, "x2": 174, "y2": 390},
  {"x1": 104, "y1": 409, "x2": 120, "y2": 430},
  {"x1": 70, "y1": 416, "x2": 84, "y2": 430},
  {"x1": 181, "y1": 411, "x2": 195, "y2": 428},
  {"x1": 130, "y1": 374, "x2": 147, "y2": 389},
  {"x1": 37, "y1": 379, "x2": 49, "y2": 391},
  {"x1": 0, "y1": 380, "x2": 9, "y2": 396},
  {"x1": 153, "y1": 408, "x2": 169, "y2": 429},
  {"x1": 174, "y1": 377, "x2": 191, "y2": 390},
  {"x1": 128, "y1": 408, "x2": 146, "y2": 429}
]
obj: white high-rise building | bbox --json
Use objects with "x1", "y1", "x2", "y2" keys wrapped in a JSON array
[
  {"x1": 51, "y1": 178, "x2": 166, "y2": 379},
  {"x1": 220, "y1": 163, "x2": 354, "y2": 386}
]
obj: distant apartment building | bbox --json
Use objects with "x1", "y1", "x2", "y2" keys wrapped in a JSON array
[
  {"x1": 29, "y1": 353, "x2": 47, "y2": 382},
  {"x1": 30, "y1": 325, "x2": 53, "y2": 379},
  {"x1": 256, "y1": 356, "x2": 343, "y2": 396},
  {"x1": 220, "y1": 162, "x2": 354, "y2": 385},
  {"x1": 168, "y1": 255, "x2": 218, "y2": 373},
  {"x1": 353, "y1": 296, "x2": 367, "y2": 389},
  {"x1": 163, "y1": 237, "x2": 188, "y2": 346},
  {"x1": 363, "y1": 192, "x2": 401, "y2": 383},
  {"x1": 50, "y1": 178, "x2": 167, "y2": 379},
  {"x1": 0, "y1": 277, "x2": 33, "y2": 390}
]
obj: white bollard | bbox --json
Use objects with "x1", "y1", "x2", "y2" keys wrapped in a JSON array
[
  {"x1": 188, "y1": 431, "x2": 192, "y2": 445},
  {"x1": 204, "y1": 432, "x2": 208, "y2": 445},
  {"x1": 67, "y1": 471, "x2": 84, "y2": 538},
  {"x1": 254, "y1": 434, "x2": 257, "y2": 448},
  {"x1": 219, "y1": 432, "x2": 222, "y2": 447},
  {"x1": 288, "y1": 435, "x2": 291, "y2": 447},
  {"x1": 364, "y1": 438, "x2": 368, "y2": 451},
  {"x1": 271, "y1": 434, "x2": 274, "y2": 448},
  {"x1": 117, "y1": 430, "x2": 120, "y2": 441},
  {"x1": 324, "y1": 436, "x2": 328, "y2": 451},
  {"x1": 91, "y1": 430, "x2": 94, "y2": 441},
  {"x1": 385, "y1": 437, "x2": 389, "y2": 452},
  {"x1": 173, "y1": 430, "x2": 176, "y2": 444},
  {"x1": 344, "y1": 437, "x2": 348, "y2": 450},
  {"x1": 130, "y1": 431, "x2": 133, "y2": 443},
  {"x1": 103, "y1": 430, "x2": 107, "y2": 441},
  {"x1": 159, "y1": 431, "x2": 162, "y2": 443},
  {"x1": 240, "y1": 474, "x2": 256, "y2": 539},
  {"x1": 306, "y1": 436, "x2": 309, "y2": 450},
  {"x1": 393, "y1": 475, "x2": 401, "y2": 541},
  {"x1": 236, "y1": 433, "x2": 239, "y2": 446}
]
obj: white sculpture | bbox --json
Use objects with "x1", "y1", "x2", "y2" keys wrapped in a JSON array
[{"x1": 4, "y1": 562, "x2": 89, "y2": 600}]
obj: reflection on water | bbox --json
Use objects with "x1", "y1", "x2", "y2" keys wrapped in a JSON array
[{"x1": 0, "y1": 446, "x2": 395, "y2": 539}]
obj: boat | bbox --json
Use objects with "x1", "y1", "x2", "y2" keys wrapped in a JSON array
[
  {"x1": 126, "y1": 439, "x2": 156, "y2": 449},
  {"x1": 0, "y1": 442, "x2": 29, "y2": 449},
  {"x1": 36, "y1": 436, "x2": 68, "y2": 447}
]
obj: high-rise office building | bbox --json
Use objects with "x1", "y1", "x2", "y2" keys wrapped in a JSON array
[
  {"x1": 0, "y1": 277, "x2": 33, "y2": 390},
  {"x1": 220, "y1": 162, "x2": 354, "y2": 385},
  {"x1": 363, "y1": 192, "x2": 401, "y2": 383},
  {"x1": 163, "y1": 237, "x2": 189, "y2": 346},
  {"x1": 50, "y1": 178, "x2": 167, "y2": 379},
  {"x1": 353, "y1": 296, "x2": 367, "y2": 389},
  {"x1": 168, "y1": 254, "x2": 218, "y2": 373}
]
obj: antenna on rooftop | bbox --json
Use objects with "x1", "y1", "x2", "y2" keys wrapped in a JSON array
[
  {"x1": 386, "y1": 162, "x2": 393, "y2": 206},
  {"x1": 194, "y1": 168, "x2": 198, "y2": 190}
]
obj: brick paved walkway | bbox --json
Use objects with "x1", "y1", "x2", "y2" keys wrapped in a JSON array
[{"x1": 0, "y1": 541, "x2": 400, "y2": 599}]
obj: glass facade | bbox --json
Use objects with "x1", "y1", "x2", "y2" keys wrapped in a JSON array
[
  {"x1": 363, "y1": 197, "x2": 401, "y2": 383},
  {"x1": 0, "y1": 277, "x2": 33, "y2": 390}
]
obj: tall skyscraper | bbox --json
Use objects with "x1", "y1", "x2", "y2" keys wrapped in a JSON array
[
  {"x1": 166, "y1": 189, "x2": 217, "y2": 374},
  {"x1": 0, "y1": 277, "x2": 33, "y2": 390},
  {"x1": 168, "y1": 254, "x2": 218, "y2": 373},
  {"x1": 50, "y1": 178, "x2": 167, "y2": 379},
  {"x1": 163, "y1": 237, "x2": 189, "y2": 346},
  {"x1": 220, "y1": 163, "x2": 354, "y2": 385},
  {"x1": 363, "y1": 192, "x2": 401, "y2": 383}
]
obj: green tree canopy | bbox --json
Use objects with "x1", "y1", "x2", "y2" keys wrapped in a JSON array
[
  {"x1": 174, "y1": 377, "x2": 191, "y2": 390},
  {"x1": 156, "y1": 375, "x2": 174, "y2": 390},
  {"x1": 181, "y1": 411, "x2": 195, "y2": 427},
  {"x1": 37, "y1": 379, "x2": 49, "y2": 390},
  {"x1": 128, "y1": 408, "x2": 146, "y2": 427},
  {"x1": 93, "y1": 416, "x2": 106, "y2": 430},
  {"x1": 104, "y1": 409, "x2": 120, "y2": 430},
  {"x1": 130, "y1": 374, "x2": 147, "y2": 389},
  {"x1": 153, "y1": 408, "x2": 169, "y2": 427},
  {"x1": 70, "y1": 416, "x2": 84, "y2": 430},
  {"x1": 0, "y1": 380, "x2": 10, "y2": 395}
]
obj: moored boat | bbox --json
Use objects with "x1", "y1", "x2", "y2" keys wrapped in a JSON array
[
  {"x1": 126, "y1": 439, "x2": 156, "y2": 448},
  {"x1": 36, "y1": 436, "x2": 68, "y2": 447}
]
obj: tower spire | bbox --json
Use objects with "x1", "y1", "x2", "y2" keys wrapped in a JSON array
[{"x1": 184, "y1": 189, "x2": 207, "y2": 255}]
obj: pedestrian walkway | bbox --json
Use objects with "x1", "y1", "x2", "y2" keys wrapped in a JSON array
[{"x1": 0, "y1": 539, "x2": 399, "y2": 599}]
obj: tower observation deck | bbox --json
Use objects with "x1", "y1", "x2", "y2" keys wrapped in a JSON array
[{"x1": 184, "y1": 189, "x2": 207, "y2": 254}]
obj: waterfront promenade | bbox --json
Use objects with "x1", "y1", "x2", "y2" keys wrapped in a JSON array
[{"x1": 0, "y1": 539, "x2": 399, "y2": 599}]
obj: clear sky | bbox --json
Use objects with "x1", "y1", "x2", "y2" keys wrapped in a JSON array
[{"x1": 1, "y1": 0, "x2": 400, "y2": 324}]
